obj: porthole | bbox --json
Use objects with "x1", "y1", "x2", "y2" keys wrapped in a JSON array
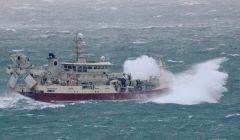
[{"x1": 54, "y1": 61, "x2": 57, "y2": 66}]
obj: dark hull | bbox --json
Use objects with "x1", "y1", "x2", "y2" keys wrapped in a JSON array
[{"x1": 19, "y1": 88, "x2": 168, "y2": 103}]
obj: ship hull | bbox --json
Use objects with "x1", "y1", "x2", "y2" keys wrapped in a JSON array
[{"x1": 18, "y1": 88, "x2": 168, "y2": 103}]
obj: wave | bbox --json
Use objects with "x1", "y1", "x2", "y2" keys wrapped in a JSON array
[
  {"x1": 124, "y1": 55, "x2": 228, "y2": 105},
  {"x1": 40, "y1": 34, "x2": 56, "y2": 38},
  {"x1": 0, "y1": 91, "x2": 65, "y2": 110},
  {"x1": 58, "y1": 30, "x2": 71, "y2": 34},
  {"x1": 91, "y1": 24, "x2": 184, "y2": 30},
  {"x1": 110, "y1": 7, "x2": 118, "y2": 10},
  {"x1": 5, "y1": 28, "x2": 16, "y2": 32},
  {"x1": 204, "y1": 47, "x2": 217, "y2": 51},
  {"x1": 225, "y1": 114, "x2": 240, "y2": 118},
  {"x1": 151, "y1": 58, "x2": 228, "y2": 105},
  {"x1": 41, "y1": 0, "x2": 55, "y2": 2},
  {"x1": 153, "y1": 15, "x2": 162, "y2": 18},
  {"x1": 167, "y1": 59, "x2": 184, "y2": 63},
  {"x1": 221, "y1": 52, "x2": 240, "y2": 57},
  {"x1": 12, "y1": 6, "x2": 36, "y2": 10},
  {"x1": 132, "y1": 39, "x2": 148, "y2": 44},
  {"x1": 181, "y1": 1, "x2": 208, "y2": 6},
  {"x1": 143, "y1": 24, "x2": 184, "y2": 29},
  {"x1": 9, "y1": 49, "x2": 39, "y2": 53},
  {"x1": 185, "y1": 12, "x2": 196, "y2": 16}
]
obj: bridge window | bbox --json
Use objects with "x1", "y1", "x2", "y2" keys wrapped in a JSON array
[
  {"x1": 78, "y1": 66, "x2": 82, "y2": 72},
  {"x1": 72, "y1": 66, "x2": 76, "y2": 72},
  {"x1": 64, "y1": 64, "x2": 69, "y2": 71},
  {"x1": 88, "y1": 66, "x2": 92, "y2": 69},
  {"x1": 92, "y1": 65, "x2": 109, "y2": 69}
]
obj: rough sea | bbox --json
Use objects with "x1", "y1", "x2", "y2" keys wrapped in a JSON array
[{"x1": 0, "y1": 0, "x2": 240, "y2": 139}]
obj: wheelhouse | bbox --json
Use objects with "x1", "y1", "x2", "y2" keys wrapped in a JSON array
[{"x1": 62, "y1": 62, "x2": 112, "y2": 73}]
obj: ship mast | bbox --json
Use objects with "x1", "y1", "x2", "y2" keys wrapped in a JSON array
[{"x1": 75, "y1": 33, "x2": 86, "y2": 63}]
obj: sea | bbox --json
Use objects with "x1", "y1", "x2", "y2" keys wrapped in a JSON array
[{"x1": 0, "y1": 0, "x2": 240, "y2": 139}]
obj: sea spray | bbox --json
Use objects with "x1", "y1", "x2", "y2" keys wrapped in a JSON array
[
  {"x1": 153, "y1": 57, "x2": 228, "y2": 105},
  {"x1": 123, "y1": 56, "x2": 228, "y2": 105},
  {"x1": 123, "y1": 55, "x2": 161, "y2": 80}
]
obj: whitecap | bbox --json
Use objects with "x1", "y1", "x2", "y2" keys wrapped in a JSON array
[
  {"x1": 58, "y1": 30, "x2": 71, "y2": 34},
  {"x1": 41, "y1": 34, "x2": 56, "y2": 38},
  {"x1": 167, "y1": 59, "x2": 184, "y2": 63},
  {"x1": 148, "y1": 58, "x2": 228, "y2": 105},
  {"x1": 225, "y1": 114, "x2": 240, "y2": 118},
  {"x1": 11, "y1": 6, "x2": 36, "y2": 10},
  {"x1": 205, "y1": 48, "x2": 217, "y2": 51},
  {"x1": 132, "y1": 39, "x2": 148, "y2": 44},
  {"x1": 210, "y1": 9, "x2": 217, "y2": 12},
  {"x1": 153, "y1": 15, "x2": 162, "y2": 18},
  {"x1": 143, "y1": 25, "x2": 179, "y2": 29},
  {"x1": 9, "y1": 49, "x2": 24, "y2": 53},
  {"x1": 31, "y1": 28, "x2": 41, "y2": 31},
  {"x1": 143, "y1": 26, "x2": 160, "y2": 29},
  {"x1": 185, "y1": 12, "x2": 196, "y2": 16},
  {"x1": 5, "y1": 28, "x2": 16, "y2": 32},
  {"x1": 221, "y1": 52, "x2": 240, "y2": 57},
  {"x1": 0, "y1": 91, "x2": 65, "y2": 110},
  {"x1": 110, "y1": 7, "x2": 118, "y2": 10},
  {"x1": 181, "y1": 1, "x2": 208, "y2": 6},
  {"x1": 41, "y1": 0, "x2": 54, "y2": 2}
]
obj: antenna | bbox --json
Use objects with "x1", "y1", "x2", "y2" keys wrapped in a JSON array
[
  {"x1": 75, "y1": 33, "x2": 86, "y2": 63},
  {"x1": 75, "y1": 33, "x2": 78, "y2": 62}
]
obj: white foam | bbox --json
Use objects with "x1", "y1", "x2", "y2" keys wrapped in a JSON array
[
  {"x1": 225, "y1": 114, "x2": 240, "y2": 118},
  {"x1": 9, "y1": 49, "x2": 24, "y2": 53},
  {"x1": 124, "y1": 56, "x2": 228, "y2": 105},
  {"x1": 40, "y1": 34, "x2": 56, "y2": 38},
  {"x1": 143, "y1": 26, "x2": 161, "y2": 29},
  {"x1": 110, "y1": 7, "x2": 118, "y2": 10},
  {"x1": 152, "y1": 58, "x2": 228, "y2": 105},
  {"x1": 167, "y1": 59, "x2": 184, "y2": 63},
  {"x1": 58, "y1": 30, "x2": 71, "y2": 34},
  {"x1": 132, "y1": 39, "x2": 148, "y2": 44},
  {"x1": 205, "y1": 48, "x2": 217, "y2": 51},
  {"x1": 123, "y1": 55, "x2": 161, "y2": 80},
  {"x1": 221, "y1": 52, "x2": 240, "y2": 57},
  {"x1": 0, "y1": 91, "x2": 65, "y2": 110},
  {"x1": 5, "y1": 28, "x2": 16, "y2": 32},
  {"x1": 185, "y1": 12, "x2": 196, "y2": 16},
  {"x1": 41, "y1": 0, "x2": 54, "y2": 2},
  {"x1": 181, "y1": 1, "x2": 208, "y2": 6},
  {"x1": 153, "y1": 15, "x2": 162, "y2": 18},
  {"x1": 12, "y1": 6, "x2": 36, "y2": 10},
  {"x1": 31, "y1": 28, "x2": 41, "y2": 31}
]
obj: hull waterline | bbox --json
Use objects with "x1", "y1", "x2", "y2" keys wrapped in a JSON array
[{"x1": 19, "y1": 88, "x2": 168, "y2": 103}]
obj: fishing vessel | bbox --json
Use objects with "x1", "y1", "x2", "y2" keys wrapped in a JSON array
[{"x1": 6, "y1": 34, "x2": 169, "y2": 102}]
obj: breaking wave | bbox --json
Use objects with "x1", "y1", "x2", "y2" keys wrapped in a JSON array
[
  {"x1": 0, "y1": 91, "x2": 65, "y2": 110},
  {"x1": 124, "y1": 56, "x2": 228, "y2": 105}
]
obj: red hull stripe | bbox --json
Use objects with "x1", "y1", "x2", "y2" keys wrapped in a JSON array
[{"x1": 19, "y1": 88, "x2": 168, "y2": 102}]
